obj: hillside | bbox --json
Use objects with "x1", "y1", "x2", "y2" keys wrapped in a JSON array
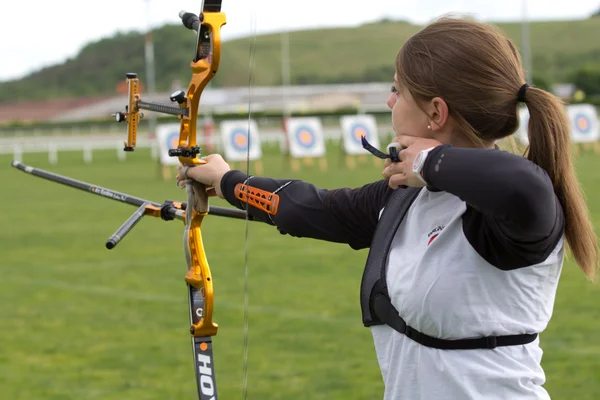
[{"x1": 2, "y1": 16, "x2": 600, "y2": 104}]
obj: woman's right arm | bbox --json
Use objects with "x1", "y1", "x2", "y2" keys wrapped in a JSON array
[{"x1": 220, "y1": 170, "x2": 393, "y2": 250}]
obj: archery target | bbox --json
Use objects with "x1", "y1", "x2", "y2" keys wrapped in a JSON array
[
  {"x1": 285, "y1": 117, "x2": 325, "y2": 158},
  {"x1": 230, "y1": 128, "x2": 250, "y2": 151},
  {"x1": 295, "y1": 125, "x2": 316, "y2": 148},
  {"x1": 567, "y1": 104, "x2": 599, "y2": 143},
  {"x1": 340, "y1": 115, "x2": 380, "y2": 155},
  {"x1": 220, "y1": 119, "x2": 262, "y2": 162},
  {"x1": 156, "y1": 123, "x2": 182, "y2": 165},
  {"x1": 574, "y1": 114, "x2": 591, "y2": 133}
]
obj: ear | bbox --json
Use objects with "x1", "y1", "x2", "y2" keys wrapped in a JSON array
[{"x1": 426, "y1": 97, "x2": 449, "y2": 131}]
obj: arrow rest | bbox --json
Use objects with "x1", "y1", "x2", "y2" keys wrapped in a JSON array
[{"x1": 169, "y1": 145, "x2": 201, "y2": 159}]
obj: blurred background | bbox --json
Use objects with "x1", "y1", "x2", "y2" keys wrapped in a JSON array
[{"x1": 1, "y1": 1, "x2": 600, "y2": 399}]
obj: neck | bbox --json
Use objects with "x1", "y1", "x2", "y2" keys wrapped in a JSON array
[{"x1": 443, "y1": 131, "x2": 495, "y2": 149}]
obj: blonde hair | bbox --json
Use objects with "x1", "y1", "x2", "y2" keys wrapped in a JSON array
[{"x1": 396, "y1": 17, "x2": 598, "y2": 280}]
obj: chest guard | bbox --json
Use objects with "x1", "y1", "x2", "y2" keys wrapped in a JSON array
[
  {"x1": 359, "y1": 186, "x2": 421, "y2": 327},
  {"x1": 359, "y1": 187, "x2": 538, "y2": 349}
]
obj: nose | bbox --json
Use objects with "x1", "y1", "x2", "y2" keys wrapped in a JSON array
[{"x1": 386, "y1": 93, "x2": 395, "y2": 110}]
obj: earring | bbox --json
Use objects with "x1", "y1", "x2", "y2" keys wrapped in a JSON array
[{"x1": 427, "y1": 125, "x2": 431, "y2": 130}]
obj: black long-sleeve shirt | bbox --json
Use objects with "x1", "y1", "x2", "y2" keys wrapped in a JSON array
[{"x1": 220, "y1": 145, "x2": 564, "y2": 269}]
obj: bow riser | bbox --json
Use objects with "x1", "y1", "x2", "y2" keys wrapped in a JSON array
[
  {"x1": 180, "y1": 12, "x2": 226, "y2": 165},
  {"x1": 186, "y1": 212, "x2": 218, "y2": 338}
]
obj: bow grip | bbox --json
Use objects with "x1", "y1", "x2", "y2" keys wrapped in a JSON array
[{"x1": 182, "y1": 158, "x2": 211, "y2": 214}]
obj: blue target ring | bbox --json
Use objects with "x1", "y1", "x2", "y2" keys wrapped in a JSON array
[
  {"x1": 294, "y1": 125, "x2": 316, "y2": 149},
  {"x1": 229, "y1": 128, "x2": 250, "y2": 152},
  {"x1": 350, "y1": 123, "x2": 371, "y2": 145},
  {"x1": 574, "y1": 113, "x2": 592, "y2": 134}
]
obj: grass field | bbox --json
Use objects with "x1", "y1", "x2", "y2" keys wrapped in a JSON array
[{"x1": 1, "y1": 142, "x2": 600, "y2": 399}]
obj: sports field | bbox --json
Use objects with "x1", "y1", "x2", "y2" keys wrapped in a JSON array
[{"x1": 1, "y1": 142, "x2": 599, "y2": 399}]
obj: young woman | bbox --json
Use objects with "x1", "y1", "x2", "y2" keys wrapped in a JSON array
[{"x1": 179, "y1": 17, "x2": 598, "y2": 400}]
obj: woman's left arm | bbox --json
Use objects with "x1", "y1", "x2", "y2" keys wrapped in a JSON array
[
  {"x1": 420, "y1": 145, "x2": 565, "y2": 268},
  {"x1": 421, "y1": 145, "x2": 563, "y2": 237},
  {"x1": 384, "y1": 137, "x2": 565, "y2": 268}
]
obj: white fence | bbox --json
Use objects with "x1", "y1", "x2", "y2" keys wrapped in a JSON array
[
  {"x1": 0, "y1": 134, "x2": 153, "y2": 165},
  {"x1": 0, "y1": 126, "x2": 394, "y2": 165},
  {"x1": 4, "y1": 102, "x2": 599, "y2": 166}
]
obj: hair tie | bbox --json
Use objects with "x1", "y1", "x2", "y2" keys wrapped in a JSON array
[{"x1": 517, "y1": 83, "x2": 529, "y2": 103}]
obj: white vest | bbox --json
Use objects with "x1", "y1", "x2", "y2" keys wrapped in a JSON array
[{"x1": 372, "y1": 188, "x2": 564, "y2": 400}]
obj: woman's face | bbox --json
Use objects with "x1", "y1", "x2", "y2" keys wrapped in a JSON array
[{"x1": 386, "y1": 74, "x2": 434, "y2": 141}]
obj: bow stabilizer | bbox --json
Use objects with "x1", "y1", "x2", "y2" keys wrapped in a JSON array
[{"x1": 9, "y1": 158, "x2": 279, "y2": 400}]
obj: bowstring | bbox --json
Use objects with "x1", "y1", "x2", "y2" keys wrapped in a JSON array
[{"x1": 241, "y1": 6, "x2": 258, "y2": 400}]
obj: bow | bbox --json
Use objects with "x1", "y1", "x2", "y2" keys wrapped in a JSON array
[
  {"x1": 112, "y1": 2, "x2": 227, "y2": 398},
  {"x1": 12, "y1": 2, "x2": 278, "y2": 399},
  {"x1": 111, "y1": 2, "x2": 273, "y2": 398}
]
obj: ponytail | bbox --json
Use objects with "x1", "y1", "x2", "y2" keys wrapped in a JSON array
[
  {"x1": 394, "y1": 17, "x2": 598, "y2": 279},
  {"x1": 524, "y1": 87, "x2": 599, "y2": 281}
]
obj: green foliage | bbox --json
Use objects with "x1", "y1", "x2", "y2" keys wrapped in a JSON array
[
  {"x1": 1, "y1": 144, "x2": 600, "y2": 399},
  {"x1": 571, "y1": 67, "x2": 600, "y2": 96},
  {"x1": 532, "y1": 73, "x2": 552, "y2": 91},
  {"x1": 3, "y1": 17, "x2": 600, "y2": 103}
]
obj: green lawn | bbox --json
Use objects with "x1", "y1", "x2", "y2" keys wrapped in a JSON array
[{"x1": 1, "y1": 142, "x2": 599, "y2": 399}]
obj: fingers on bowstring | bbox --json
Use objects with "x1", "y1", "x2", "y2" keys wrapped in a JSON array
[
  {"x1": 382, "y1": 160, "x2": 406, "y2": 178},
  {"x1": 398, "y1": 148, "x2": 409, "y2": 162},
  {"x1": 388, "y1": 173, "x2": 407, "y2": 189}
]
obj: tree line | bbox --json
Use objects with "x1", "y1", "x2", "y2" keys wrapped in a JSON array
[{"x1": 1, "y1": 16, "x2": 600, "y2": 104}]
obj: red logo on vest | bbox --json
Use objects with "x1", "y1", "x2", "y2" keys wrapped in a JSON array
[{"x1": 427, "y1": 225, "x2": 445, "y2": 246}]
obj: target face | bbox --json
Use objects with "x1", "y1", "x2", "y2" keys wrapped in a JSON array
[
  {"x1": 574, "y1": 113, "x2": 591, "y2": 134},
  {"x1": 166, "y1": 131, "x2": 179, "y2": 151},
  {"x1": 156, "y1": 123, "x2": 184, "y2": 166},
  {"x1": 350, "y1": 123, "x2": 371, "y2": 145},
  {"x1": 220, "y1": 119, "x2": 263, "y2": 161},
  {"x1": 229, "y1": 128, "x2": 250, "y2": 152},
  {"x1": 294, "y1": 125, "x2": 317, "y2": 149}
]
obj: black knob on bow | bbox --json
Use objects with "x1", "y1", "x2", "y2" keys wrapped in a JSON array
[
  {"x1": 170, "y1": 90, "x2": 187, "y2": 105},
  {"x1": 113, "y1": 112, "x2": 126, "y2": 123}
]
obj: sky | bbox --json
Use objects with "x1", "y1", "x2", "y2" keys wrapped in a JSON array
[{"x1": 0, "y1": 0, "x2": 598, "y2": 82}]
